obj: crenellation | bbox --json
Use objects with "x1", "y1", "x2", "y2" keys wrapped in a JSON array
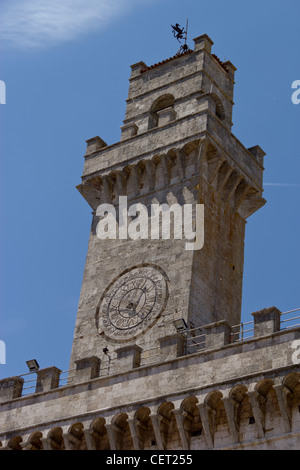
[{"x1": 1, "y1": 32, "x2": 299, "y2": 452}]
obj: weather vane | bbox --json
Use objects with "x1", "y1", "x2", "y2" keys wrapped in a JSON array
[{"x1": 171, "y1": 19, "x2": 189, "y2": 54}]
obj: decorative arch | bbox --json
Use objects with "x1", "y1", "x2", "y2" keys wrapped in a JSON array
[
  {"x1": 134, "y1": 406, "x2": 155, "y2": 450},
  {"x1": 27, "y1": 431, "x2": 43, "y2": 450},
  {"x1": 47, "y1": 426, "x2": 65, "y2": 450},
  {"x1": 282, "y1": 372, "x2": 300, "y2": 394},
  {"x1": 66, "y1": 422, "x2": 87, "y2": 450},
  {"x1": 111, "y1": 412, "x2": 134, "y2": 450},
  {"x1": 89, "y1": 417, "x2": 110, "y2": 450},
  {"x1": 148, "y1": 94, "x2": 175, "y2": 129},
  {"x1": 7, "y1": 435, "x2": 22, "y2": 450},
  {"x1": 157, "y1": 401, "x2": 181, "y2": 449},
  {"x1": 180, "y1": 396, "x2": 202, "y2": 444}
]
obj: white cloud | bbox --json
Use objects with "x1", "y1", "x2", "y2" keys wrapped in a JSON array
[{"x1": 1, "y1": 0, "x2": 142, "y2": 49}]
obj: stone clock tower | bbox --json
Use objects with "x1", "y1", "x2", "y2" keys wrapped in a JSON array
[
  {"x1": 1, "y1": 33, "x2": 299, "y2": 452},
  {"x1": 68, "y1": 34, "x2": 266, "y2": 380}
]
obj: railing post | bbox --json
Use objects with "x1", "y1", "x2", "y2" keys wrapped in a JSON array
[
  {"x1": 35, "y1": 367, "x2": 62, "y2": 393},
  {"x1": 158, "y1": 334, "x2": 186, "y2": 360},
  {"x1": 252, "y1": 306, "x2": 281, "y2": 338},
  {"x1": 202, "y1": 320, "x2": 231, "y2": 350},
  {"x1": 0, "y1": 376, "x2": 24, "y2": 402},
  {"x1": 74, "y1": 356, "x2": 101, "y2": 383}
]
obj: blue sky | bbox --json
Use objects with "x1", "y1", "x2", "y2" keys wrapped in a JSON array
[{"x1": 0, "y1": 0, "x2": 299, "y2": 379}]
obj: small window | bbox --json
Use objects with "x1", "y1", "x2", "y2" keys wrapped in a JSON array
[
  {"x1": 148, "y1": 94, "x2": 175, "y2": 129},
  {"x1": 211, "y1": 93, "x2": 225, "y2": 121}
]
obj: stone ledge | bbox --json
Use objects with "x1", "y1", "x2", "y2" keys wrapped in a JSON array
[
  {"x1": 81, "y1": 111, "x2": 263, "y2": 189},
  {"x1": 0, "y1": 327, "x2": 298, "y2": 409},
  {"x1": 1, "y1": 363, "x2": 298, "y2": 439}
]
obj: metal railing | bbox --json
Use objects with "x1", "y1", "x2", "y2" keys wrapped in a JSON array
[
  {"x1": 183, "y1": 308, "x2": 300, "y2": 353},
  {"x1": 280, "y1": 308, "x2": 300, "y2": 330},
  {"x1": 17, "y1": 308, "x2": 300, "y2": 397},
  {"x1": 185, "y1": 326, "x2": 206, "y2": 354},
  {"x1": 230, "y1": 308, "x2": 300, "y2": 343},
  {"x1": 19, "y1": 369, "x2": 71, "y2": 397},
  {"x1": 230, "y1": 320, "x2": 255, "y2": 342}
]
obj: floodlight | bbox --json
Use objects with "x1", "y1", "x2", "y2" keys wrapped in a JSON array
[
  {"x1": 26, "y1": 359, "x2": 40, "y2": 372},
  {"x1": 173, "y1": 318, "x2": 188, "y2": 333}
]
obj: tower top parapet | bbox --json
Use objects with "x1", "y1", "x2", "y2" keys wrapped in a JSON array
[{"x1": 123, "y1": 33, "x2": 236, "y2": 142}]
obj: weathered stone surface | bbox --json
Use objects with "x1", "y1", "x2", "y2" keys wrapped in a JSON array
[{"x1": 0, "y1": 33, "x2": 298, "y2": 451}]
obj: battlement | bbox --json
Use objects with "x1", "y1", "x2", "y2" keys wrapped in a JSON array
[
  {"x1": 124, "y1": 34, "x2": 235, "y2": 137},
  {"x1": 1, "y1": 31, "x2": 297, "y2": 452},
  {"x1": 0, "y1": 307, "x2": 299, "y2": 450}
]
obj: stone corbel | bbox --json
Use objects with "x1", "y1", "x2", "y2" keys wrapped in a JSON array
[
  {"x1": 20, "y1": 442, "x2": 33, "y2": 450},
  {"x1": 174, "y1": 149, "x2": 185, "y2": 181},
  {"x1": 234, "y1": 180, "x2": 251, "y2": 212},
  {"x1": 173, "y1": 409, "x2": 190, "y2": 450},
  {"x1": 197, "y1": 402, "x2": 215, "y2": 449},
  {"x1": 62, "y1": 432, "x2": 82, "y2": 450},
  {"x1": 115, "y1": 171, "x2": 126, "y2": 196},
  {"x1": 274, "y1": 384, "x2": 292, "y2": 433},
  {"x1": 223, "y1": 172, "x2": 243, "y2": 204},
  {"x1": 105, "y1": 423, "x2": 120, "y2": 451},
  {"x1": 222, "y1": 396, "x2": 239, "y2": 444},
  {"x1": 195, "y1": 139, "x2": 208, "y2": 174},
  {"x1": 237, "y1": 190, "x2": 266, "y2": 219},
  {"x1": 40, "y1": 438, "x2": 53, "y2": 450},
  {"x1": 160, "y1": 154, "x2": 171, "y2": 185},
  {"x1": 144, "y1": 159, "x2": 156, "y2": 192},
  {"x1": 126, "y1": 165, "x2": 140, "y2": 197},
  {"x1": 150, "y1": 414, "x2": 165, "y2": 450},
  {"x1": 127, "y1": 418, "x2": 142, "y2": 450},
  {"x1": 217, "y1": 163, "x2": 233, "y2": 193},
  {"x1": 101, "y1": 175, "x2": 113, "y2": 205},
  {"x1": 247, "y1": 390, "x2": 265, "y2": 439},
  {"x1": 83, "y1": 429, "x2": 96, "y2": 450}
]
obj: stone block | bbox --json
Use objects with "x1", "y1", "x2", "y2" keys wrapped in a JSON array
[
  {"x1": 202, "y1": 320, "x2": 231, "y2": 350},
  {"x1": 252, "y1": 306, "x2": 281, "y2": 338},
  {"x1": 120, "y1": 122, "x2": 138, "y2": 141},
  {"x1": 193, "y1": 34, "x2": 214, "y2": 53},
  {"x1": 0, "y1": 376, "x2": 24, "y2": 403},
  {"x1": 74, "y1": 356, "x2": 100, "y2": 383},
  {"x1": 158, "y1": 334, "x2": 186, "y2": 361},
  {"x1": 157, "y1": 106, "x2": 176, "y2": 127},
  {"x1": 85, "y1": 136, "x2": 107, "y2": 156},
  {"x1": 248, "y1": 145, "x2": 266, "y2": 167},
  {"x1": 115, "y1": 345, "x2": 142, "y2": 371},
  {"x1": 130, "y1": 61, "x2": 147, "y2": 78},
  {"x1": 35, "y1": 367, "x2": 62, "y2": 393}
]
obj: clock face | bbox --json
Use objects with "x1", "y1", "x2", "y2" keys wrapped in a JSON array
[{"x1": 97, "y1": 266, "x2": 168, "y2": 341}]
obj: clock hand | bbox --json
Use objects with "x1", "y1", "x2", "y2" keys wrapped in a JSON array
[
  {"x1": 135, "y1": 288, "x2": 146, "y2": 306},
  {"x1": 125, "y1": 288, "x2": 146, "y2": 311}
]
